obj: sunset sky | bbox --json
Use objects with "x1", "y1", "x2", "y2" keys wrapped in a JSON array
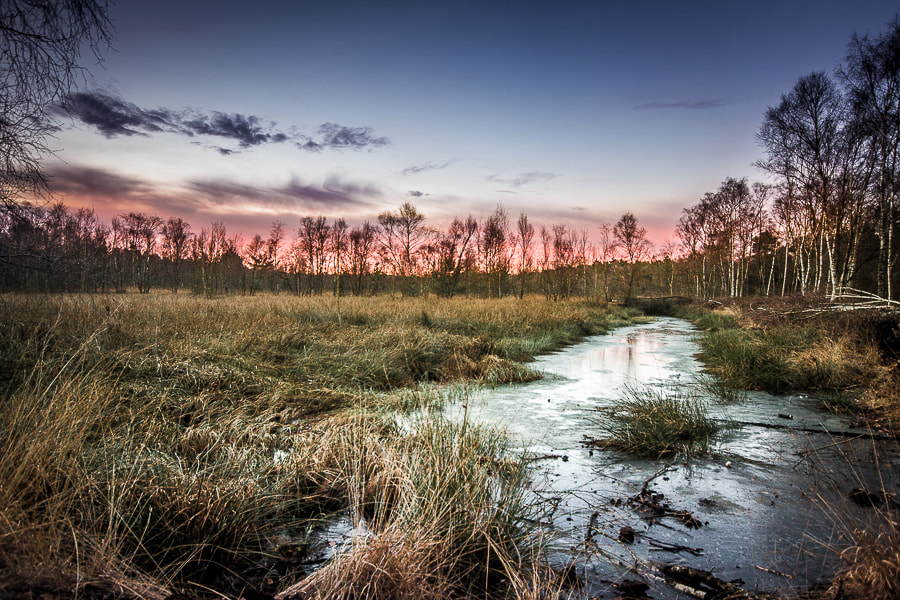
[{"x1": 45, "y1": 0, "x2": 899, "y2": 247}]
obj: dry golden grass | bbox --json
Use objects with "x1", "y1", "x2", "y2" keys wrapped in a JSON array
[
  {"x1": 787, "y1": 335, "x2": 888, "y2": 391},
  {"x1": 1, "y1": 292, "x2": 630, "y2": 598},
  {"x1": 830, "y1": 530, "x2": 900, "y2": 600}
]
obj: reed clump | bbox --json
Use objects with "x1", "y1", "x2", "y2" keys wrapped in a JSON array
[
  {"x1": 594, "y1": 383, "x2": 731, "y2": 459},
  {"x1": 283, "y1": 417, "x2": 547, "y2": 600},
  {"x1": 1, "y1": 293, "x2": 629, "y2": 598}
]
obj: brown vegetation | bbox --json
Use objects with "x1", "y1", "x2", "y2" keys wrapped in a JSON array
[{"x1": 0, "y1": 293, "x2": 639, "y2": 599}]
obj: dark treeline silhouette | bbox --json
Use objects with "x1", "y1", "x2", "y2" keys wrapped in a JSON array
[{"x1": 0, "y1": 201, "x2": 649, "y2": 301}]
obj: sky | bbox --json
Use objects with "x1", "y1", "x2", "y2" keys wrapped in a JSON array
[{"x1": 43, "y1": 0, "x2": 900, "y2": 247}]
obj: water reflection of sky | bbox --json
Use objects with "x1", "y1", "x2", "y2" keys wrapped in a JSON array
[{"x1": 448, "y1": 317, "x2": 899, "y2": 599}]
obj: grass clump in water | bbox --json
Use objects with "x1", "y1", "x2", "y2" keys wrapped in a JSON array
[
  {"x1": 278, "y1": 414, "x2": 551, "y2": 600},
  {"x1": 594, "y1": 383, "x2": 731, "y2": 459}
]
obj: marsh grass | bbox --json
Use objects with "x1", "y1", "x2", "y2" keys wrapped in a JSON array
[
  {"x1": 285, "y1": 416, "x2": 549, "y2": 599},
  {"x1": 0, "y1": 293, "x2": 630, "y2": 598},
  {"x1": 695, "y1": 324, "x2": 888, "y2": 400},
  {"x1": 595, "y1": 383, "x2": 733, "y2": 459}
]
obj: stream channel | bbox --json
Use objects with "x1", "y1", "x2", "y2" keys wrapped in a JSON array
[{"x1": 440, "y1": 316, "x2": 900, "y2": 598}]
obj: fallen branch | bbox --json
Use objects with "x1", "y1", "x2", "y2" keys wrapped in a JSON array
[
  {"x1": 754, "y1": 564, "x2": 792, "y2": 579},
  {"x1": 652, "y1": 563, "x2": 782, "y2": 599},
  {"x1": 630, "y1": 488, "x2": 702, "y2": 529},
  {"x1": 713, "y1": 418, "x2": 894, "y2": 441},
  {"x1": 523, "y1": 453, "x2": 567, "y2": 463}
]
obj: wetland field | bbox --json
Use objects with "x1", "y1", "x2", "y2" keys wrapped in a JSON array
[{"x1": 0, "y1": 293, "x2": 897, "y2": 600}]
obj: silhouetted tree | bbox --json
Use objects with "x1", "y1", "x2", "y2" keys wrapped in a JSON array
[
  {"x1": 430, "y1": 215, "x2": 478, "y2": 297},
  {"x1": 348, "y1": 222, "x2": 377, "y2": 295},
  {"x1": 161, "y1": 217, "x2": 192, "y2": 293},
  {"x1": 297, "y1": 216, "x2": 330, "y2": 294},
  {"x1": 480, "y1": 204, "x2": 509, "y2": 298},
  {"x1": 515, "y1": 213, "x2": 534, "y2": 299},
  {"x1": 614, "y1": 212, "x2": 651, "y2": 301},
  {"x1": 378, "y1": 202, "x2": 430, "y2": 295}
]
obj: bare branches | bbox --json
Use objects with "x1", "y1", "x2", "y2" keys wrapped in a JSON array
[{"x1": 1, "y1": 0, "x2": 113, "y2": 207}]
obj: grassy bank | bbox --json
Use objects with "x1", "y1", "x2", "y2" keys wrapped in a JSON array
[
  {"x1": 635, "y1": 296, "x2": 900, "y2": 429},
  {"x1": 0, "y1": 293, "x2": 641, "y2": 599}
]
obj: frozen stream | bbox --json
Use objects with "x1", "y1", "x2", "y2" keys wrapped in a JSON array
[{"x1": 444, "y1": 317, "x2": 900, "y2": 598}]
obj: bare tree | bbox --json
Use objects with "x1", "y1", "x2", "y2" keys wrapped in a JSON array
[
  {"x1": 614, "y1": 212, "x2": 651, "y2": 301},
  {"x1": 112, "y1": 212, "x2": 162, "y2": 293},
  {"x1": 659, "y1": 240, "x2": 679, "y2": 296},
  {"x1": 480, "y1": 204, "x2": 509, "y2": 298},
  {"x1": 161, "y1": 217, "x2": 192, "y2": 293},
  {"x1": 243, "y1": 234, "x2": 269, "y2": 295},
  {"x1": 758, "y1": 72, "x2": 848, "y2": 297},
  {"x1": 538, "y1": 224, "x2": 578, "y2": 301},
  {"x1": 1, "y1": 0, "x2": 113, "y2": 209},
  {"x1": 348, "y1": 222, "x2": 377, "y2": 295},
  {"x1": 297, "y1": 216, "x2": 330, "y2": 294},
  {"x1": 331, "y1": 218, "x2": 348, "y2": 296},
  {"x1": 430, "y1": 215, "x2": 478, "y2": 297},
  {"x1": 377, "y1": 202, "x2": 430, "y2": 295},
  {"x1": 192, "y1": 221, "x2": 230, "y2": 297},
  {"x1": 515, "y1": 213, "x2": 534, "y2": 299},
  {"x1": 595, "y1": 222, "x2": 619, "y2": 301},
  {"x1": 840, "y1": 17, "x2": 900, "y2": 300}
]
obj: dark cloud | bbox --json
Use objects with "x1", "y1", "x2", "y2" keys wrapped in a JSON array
[
  {"x1": 407, "y1": 190, "x2": 425, "y2": 197},
  {"x1": 401, "y1": 161, "x2": 452, "y2": 176},
  {"x1": 189, "y1": 175, "x2": 381, "y2": 209},
  {"x1": 57, "y1": 91, "x2": 389, "y2": 153},
  {"x1": 298, "y1": 123, "x2": 389, "y2": 152},
  {"x1": 279, "y1": 175, "x2": 381, "y2": 205},
  {"x1": 632, "y1": 99, "x2": 731, "y2": 110},
  {"x1": 56, "y1": 92, "x2": 178, "y2": 138},
  {"x1": 46, "y1": 163, "x2": 381, "y2": 226},
  {"x1": 487, "y1": 171, "x2": 557, "y2": 189},
  {"x1": 181, "y1": 112, "x2": 287, "y2": 147},
  {"x1": 47, "y1": 164, "x2": 153, "y2": 197}
]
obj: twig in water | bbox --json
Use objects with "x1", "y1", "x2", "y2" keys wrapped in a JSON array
[
  {"x1": 754, "y1": 564, "x2": 792, "y2": 578},
  {"x1": 646, "y1": 537, "x2": 703, "y2": 556}
]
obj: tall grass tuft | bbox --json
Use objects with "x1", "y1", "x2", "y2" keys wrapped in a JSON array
[
  {"x1": 832, "y1": 530, "x2": 900, "y2": 600},
  {"x1": 594, "y1": 383, "x2": 731, "y2": 459},
  {"x1": 279, "y1": 415, "x2": 550, "y2": 599}
]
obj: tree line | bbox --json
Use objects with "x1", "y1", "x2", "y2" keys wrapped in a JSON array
[
  {"x1": 0, "y1": 200, "x2": 662, "y2": 301},
  {"x1": 678, "y1": 16, "x2": 900, "y2": 301}
]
